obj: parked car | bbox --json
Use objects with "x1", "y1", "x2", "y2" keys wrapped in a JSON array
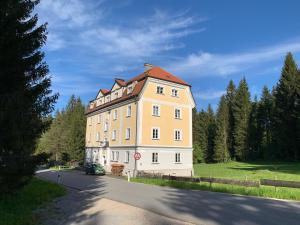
[{"x1": 85, "y1": 163, "x2": 106, "y2": 175}]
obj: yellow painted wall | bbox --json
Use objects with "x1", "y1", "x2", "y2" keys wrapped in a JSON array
[
  {"x1": 142, "y1": 80, "x2": 190, "y2": 104},
  {"x1": 140, "y1": 80, "x2": 192, "y2": 147},
  {"x1": 86, "y1": 102, "x2": 137, "y2": 147}
]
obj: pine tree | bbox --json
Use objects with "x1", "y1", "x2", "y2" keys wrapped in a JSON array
[
  {"x1": 213, "y1": 96, "x2": 230, "y2": 162},
  {"x1": 65, "y1": 96, "x2": 86, "y2": 163},
  {"x1": 36, "y1": 96, "x2": 86, "y2": 164},
  {"x1": 225, "y1": 80, "x2": 236, "y2": 159},
  {"x1": 192, "y1": 108, "x2": 203, "y2": 163},
  {"x1": 206, "y1": 105, "x2": 216, "y2": 162},
  {"x1": 273, "y1": 52, "x2": 300, "y2": 160},
  {"x1": 196, "y1": 110, "x2": 209, "y2": 162},
  {"x1": 232, "y1": 78, "x2": 251, "y2": 161},
  {"x1": 247, "y1": 96, "x2": 260, "y2": 160},
  {"x1": 0, "y1": 0, "x2": 58, "y2": 192},
  {"x1": 257, "y1": 86, "x2": 274, "y2": 159}
]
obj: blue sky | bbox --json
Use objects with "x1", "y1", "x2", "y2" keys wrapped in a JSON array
[{"x1": 36, "y1": 0, "x2": 300, "y2": 111}]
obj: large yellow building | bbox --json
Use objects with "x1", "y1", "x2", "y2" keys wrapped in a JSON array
[{"x1": 85, "y1": 64, "x2": 195, "y2": 176}]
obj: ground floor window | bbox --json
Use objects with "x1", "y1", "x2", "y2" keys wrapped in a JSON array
[
  {"x1": 111, "y1": 151, "x2": 119, "y2": 161},
  {"x1": 152, "y1": 152, "x2": 158, "y2": 163},
  {"x1": 125, "y1": 151, "x2": 130, "y2": 163},
  {"x1": 175, "y1": 153, "x2": 181, "y2": 163}
]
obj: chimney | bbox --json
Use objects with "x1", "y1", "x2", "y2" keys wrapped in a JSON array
[{"x1": 144, "y1": 63, "x2": 153, "y2": 71}]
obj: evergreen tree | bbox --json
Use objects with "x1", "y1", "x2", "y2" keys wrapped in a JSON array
[
  {"x1": 247, "y1": 96, "x2": 261, "y2": 159},
  {"x1": 273, "y1": 52, "x2": 300, "y2": 160},
  {"x1": 257, "y1": 86, "x2": 274, "y2": 159},
  {"x1": 36, "y1": 96, "x2": 86, "y2": 164},
  {"x1": 225, "y1": 80, "x2": 236, "y2": 159},
  {"x1": 213, "y1": 96, "x2": 230, "y2": 162},
  {"x1": 197, "y1": 110, "x2": 209, "y2": 162},
  {"x1": 65, "y1": 95, "x2": 86, "y2": 163},
  {"x1": 0, "y1": 0, "x2": 58, "y2": 192},
  {"x1": 232, "y1": 78, "x2": 251, "y2": 161},
  {"x1": 192, "y1": 108, "x2": 203, "y2": 163},
  {"x1": 205, "y1": 105, "x2": 216, "y2": 162}
]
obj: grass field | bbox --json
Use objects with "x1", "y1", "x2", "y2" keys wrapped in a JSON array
[
  {"x1": 132, "y1": 161, "x2": 300, "y2": 201},
  {"x1": 132, "y1": 177, "x2": 300, "y2": 201},
  {"x1": 194, "y1": 161, "x2": 300, "y2": 181},
  {"x1": 0, "y1": 178, "x2": 66, "y2": 225}
]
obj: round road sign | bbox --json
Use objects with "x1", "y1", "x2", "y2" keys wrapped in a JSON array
[{"x1": 134, "y1": 152, "x2": 141, "y2": 160}]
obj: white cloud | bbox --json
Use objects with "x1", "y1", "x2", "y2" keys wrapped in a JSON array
[
  {"x1": 169, "y1": 40, "x2": 300, "y2": 77},
  {"x1": 37, "y1": 0, "x2": 101, "y2": 28},
  {"x1": 45, "y1": 33, "x2": 66, "y2": 51},
  {"x1": 37, "y1": 1, "x2": 205, "y2": 57},
  {"x1": 193, "y1": 90, "x2": 226, "y2": 100},
  {"x1": 79, "y1": 10, "x2": 205, "y2": 58}
]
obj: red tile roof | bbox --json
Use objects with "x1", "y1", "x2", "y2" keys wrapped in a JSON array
[
  {"x1": 100, "y1": 89, "x2": 110, "y2": 94},
  {"x1": 127, "y1": 67, "x2": 189, "y2": 86},
  {"x1": 86, "y1": 79, "x2": 146, "y2": 114},
  {"x1": 115, "y1": 79, "x2": 126, "y2": 86},
  {"x1": 86, "y1": 66, "x2": 189, "y2": 115}
]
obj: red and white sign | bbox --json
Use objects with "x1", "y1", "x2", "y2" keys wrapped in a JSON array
[{"x1": 134, "y1": 152, "x2": 141, "y2": 160}]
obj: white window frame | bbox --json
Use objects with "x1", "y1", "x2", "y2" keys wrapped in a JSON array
[
  {"x1": 171, "y1": 89, "x2": 178, "y2": 97},
  {"x1": 115, "y1": 92, "x2": 118, "y2": 99},
  {"x1": 124, "y1": 151, "x2": 130, "y2": 163},
  {"x1": 127, "y1": 105, "x2": 132, "y2": 117},
  {"x1": 152, "y1": 127, "x2": 160, "y2": 140},
  {"x1": 97, "y1": 114, "x2": 101, "y2": 124},
  {"x1": 125, "y1": 128, "x2": 131, "y2": 140},
  {"x1": 156, "y1": 86, "x2": 164, "y2": 94},
  {"x1": 104, "y1": 122, "x2": 108, "y2": 132},
  {"x1": 111, "y1": 151, "x2": 115, "y2": 161},
  {"x1": 112, "y1": 130, "x2": 116, "y2": 140},
  {"x1": 116, "y1": 151, "x2": 119, "y2": 161},
  {"x1": 128, "y1": 86, "x2": 133, "y2": 94},
  {"x1": 96, "y1": 132, "x2": 100, "y2": 142},
  {"x1": 175, "y1": 153, "x2": 181, "y2": 163},
  {"x1": 152, "y1": 152, "x2": 158, "y2": 163},
  {"x1": 174, "y1": 129, "x2": 182, "y2": 141},
  {"x1": 113, "y1": 110, "x2": 118, "y2": 120},
  {"x1": 88, "y1": 133, "x2": 91, "y2": 142},
  {"x1": 152, "y1": 104, "x2": 160, "y2": 117},
  {"x1": 175, "y1": 108, "x2": 181, "y2": 119}
]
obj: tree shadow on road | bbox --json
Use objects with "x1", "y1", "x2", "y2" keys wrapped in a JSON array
[
  {"x1": 36, "y1": 170, "x2": 108, "y2": 225},
  {"x1": 158, "y1": 187, "x2": 300, "y2": 225}
]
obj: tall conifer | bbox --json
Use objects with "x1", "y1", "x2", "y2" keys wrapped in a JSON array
[
  {"x1": 213, "y1": 96, "x2": 230, "y2": 162},
  {"x1": 232, "y1": 78, "x2": 251, "y2": 161},
  {"x1": 273, "y1": 52, "x2": 300, "y2": 160},
  {"x1": 0, "y1": 0, "x2": 58, "y2": 191},
  {"x1": 225, "y1": 80, "x2": 236, "y2": 159}
]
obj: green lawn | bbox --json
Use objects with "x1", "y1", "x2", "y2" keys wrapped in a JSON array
[
  {"x1": 132, "y1": 161, "x2": 300, "y2": 201},
  {"x1": 194, "y1": 161, "x2": 300, "y2": 181},
  {"x1": 0, "y1": 178, "x2": 66, "y2": 225},
  {"x1": 132, "y1": 177, "x2": 300, "y2": 201}
]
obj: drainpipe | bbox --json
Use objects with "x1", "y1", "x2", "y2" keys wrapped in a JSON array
[{"x1": 134, "y1": 97, "x2": 139, "y2": 177}]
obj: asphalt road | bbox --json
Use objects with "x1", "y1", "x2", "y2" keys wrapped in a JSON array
[{"x1": 37, "y1": 170, "x2": 300, "y2": 225}]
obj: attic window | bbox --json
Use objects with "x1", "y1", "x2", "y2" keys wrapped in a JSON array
[
  {"x1": 128, "y1": 86, "x2": 133, "y2": 94},
  {"x1": 115, "y1": 92, "x2": 118, "y2": 98}
]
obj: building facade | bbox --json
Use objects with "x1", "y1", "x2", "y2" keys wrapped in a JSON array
[{"x1": 85, "y1": 64, "x2": 195, "y2": 176}]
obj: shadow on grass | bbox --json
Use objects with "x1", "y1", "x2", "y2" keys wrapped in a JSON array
[{"x1": 228, "y1": 161, "x2": 300, "y2": 176}]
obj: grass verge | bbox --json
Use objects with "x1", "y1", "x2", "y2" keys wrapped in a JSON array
[
  {"x1": 132, "y1": 177, "x2": 300, "y2": 201},
  {"x1": 194, "y1": 161, "x2": 300, "y2": 181},
  {"x1": 0, "y1": 177, "x2": 66, "y2": 225}
]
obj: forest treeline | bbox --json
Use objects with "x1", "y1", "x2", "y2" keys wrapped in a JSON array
[
  {"x1": 193, "y1": 52, "x2": 300, "y2": 163},
  {"x1": 36, "y1": 95, "x2": 86, "y2": 165}
]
